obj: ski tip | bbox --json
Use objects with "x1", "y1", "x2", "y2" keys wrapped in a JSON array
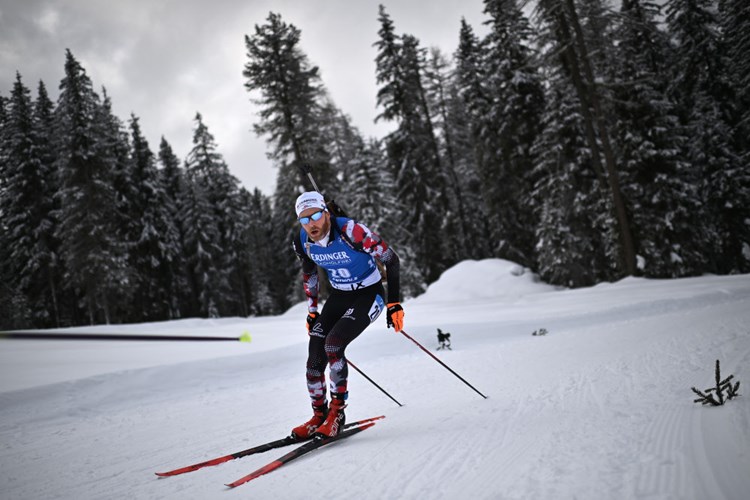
[
  {"x1": 155, "y1": 470, "x2": 183, "y2": 477},
  {"x1": 347, "y1": 421, "x2": 376, "y2": 433},
  {"x1": 360, "y1": 414, "x2": 385, "y2": 424},
  {"x1": 239, "y1": 331, "x2": 252, "y2": 343},
  {"x1": 347, "y1": 414, "x2": 385, "y2": 427}
]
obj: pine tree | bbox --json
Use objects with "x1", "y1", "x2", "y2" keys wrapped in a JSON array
[
  {"x1": 316, "y1": 97, "x2": 381, "y2": 202},
  {"x1": 0, "y1": 92, "x2": 22, "y2": 328},
  {"x1": 0, "y1": 94, "x2": 7, "y2": 129},
  {"x1": 480, "y1": 0, "x2": 546, "y2": 266},
  {"x1": 243, "y1": 12, "x2": 337, "y2": 193},
  {"x1": 443, "y1": 76, "x2": 491, "y2": 261},
  {"x1": 341, "y1": 137, "x2": 425, "y2": 296},
  {"x1": 0, "y1": 95, "x2": 6, "y2": 167},
  {"x1": 719, "y1": 0, "x2": 750, "y2": 156},
  {"x1": 530, "y1": 1, "x2": 621, "y2": 286},
  {"x1": 101, "y1": 91, "x2": 137, "y2": 255},
  {"x1": 54, "y1": 50, "x2": 129, "y2": 325},
  {"x1": 576, "y1": 0, "x2": 618, "y2": 76},
  {"x1": 530, "y1": 71, "x2": 610, "y2": 286},
  {"x1": 127, "y1": 115, "x2": 182, "y2": 320},
  {"x1": 454, "y1": 19, "x2": 490, "y2": 132},
  {"x1": 240, "y1": 187, "x2": 281, "y2": 315},
  {"x1": 180, "y1": 173, "x2": 224, "y2": 317},
  {"x1": 94, "y1": 88, "x2": 136, "y2": 323},
  {"x1": 612, "y1": 0, "x2": 704, "y2": 277},
  {"x1": 718, "y1": 0, "x2": 750, "y2": 270},
  {"x1": 422, "y1": 47, "x2": 483, "y2": 262},
  {"x1": 315, "y1": 100, "x2": 406, "y2": 263},
  {"x1": 452, "y1": 19, "x2": 496, "y2": 260},
  {"x1": 157, "y1": 136, "x2": 189, "y2": 318},
  {"x1": 31, "y1": 81, "x2": 63, "y2": 326},
  {"x1": 243, "y1": 11, "x2": 339, "y2": 309},
  {"x1": 375, "y1": 5, "x2": 449, "y2": 284},
  {"x1": 314, "y1": 97, "x2": 389, "y2": 243},
  {"x1": 0, "y1": 73, "x2": 60, "y2": 327},
  {"x1": 374, "y1": 4, "x2": 406, "y2": 124},
  {"x1": 666, "y1": 0, "x2": 749, "y2": 273},
  {"x1": 341, "y1": 136, "x2": 396, "y2": 232},
  {"x1": 534, "y1": 0, "x2": 637, "y2": 278},
  {"x1": 159, "y1": 137, "x2": 184, "y2": 210},
  {"x1": 183, "y1": 112, "x2": 243, "y2": 316}
]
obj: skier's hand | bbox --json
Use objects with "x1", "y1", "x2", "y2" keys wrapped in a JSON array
[
  {"x1": 386, "y1": 302, "x2": 404, "y2": 332},
  {"x1": 306, "y1": 312, "x2": 320, "y2": 333}
]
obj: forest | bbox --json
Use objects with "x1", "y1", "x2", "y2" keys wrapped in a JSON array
[{"x1": 1, "y1": 0, "x2": 748, "y2": 329}]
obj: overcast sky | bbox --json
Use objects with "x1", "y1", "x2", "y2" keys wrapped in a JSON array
[{"x1": 0, "y1": 0, "x2": 489, "y2": 195}]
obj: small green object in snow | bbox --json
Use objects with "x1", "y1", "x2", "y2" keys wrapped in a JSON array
[{"x1": 239, "y1": 331, "x2": 252, "y2": 343}]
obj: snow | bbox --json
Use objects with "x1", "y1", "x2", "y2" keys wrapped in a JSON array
[{"x1": 1, "y1": 259, "x2": 749, "y2": 499}]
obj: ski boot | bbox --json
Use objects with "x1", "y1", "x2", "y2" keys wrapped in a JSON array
[
  {"x1": 314, "y1": 394, "x2": 347, "y2": 438},
  {"x1": 290, "y1": 401, "x2": 328, "y2": 439}
]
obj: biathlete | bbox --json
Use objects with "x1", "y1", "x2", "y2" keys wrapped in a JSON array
[{"x1": 290, "y1": 191, "x2": 404, "y2": 439}]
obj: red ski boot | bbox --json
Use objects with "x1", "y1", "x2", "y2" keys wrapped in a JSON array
[
  {"x1": 314, "y1": 396, "x2": 346, "y2": 438},
  {"x1": 290, "y1": 402, "x2": 328, "y2": 439}
]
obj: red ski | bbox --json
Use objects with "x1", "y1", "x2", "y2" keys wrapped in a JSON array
[
  {"x1": 226, "y1": 421, "x2": 377, "y2": 488},
  {"x1": 155, "y1": 415, "x2": 383, "y2": 477}
]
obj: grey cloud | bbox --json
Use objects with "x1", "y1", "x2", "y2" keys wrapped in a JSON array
[{"x1": 1, "y1": 0, "x2": 487, "y2": 195}]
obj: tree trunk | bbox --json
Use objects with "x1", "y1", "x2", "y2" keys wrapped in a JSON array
[
  {"x1": 555, "y1": 0, "x2": 637, "y2": 277},
  {"x1": 564, "y1": 0, "x2": 636, "y2": 277}
]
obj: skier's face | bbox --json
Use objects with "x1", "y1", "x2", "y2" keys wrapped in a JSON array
[{"x1": 299, "y1": 208, "x2": 330, "y2": 241}]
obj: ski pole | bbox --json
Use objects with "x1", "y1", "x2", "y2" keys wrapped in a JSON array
[
  {"x1": 347, "y1": 359, "x2": 403, "y2": 407},
  {"x1": 400, "y1": 330, "x2": 488, "y2": 399},
  {"x1": 0, "y1": 331, "x2": 253, "y2": 343}
]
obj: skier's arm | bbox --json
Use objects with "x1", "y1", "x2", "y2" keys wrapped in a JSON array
[
  {"x1": 379, "y1": 246, "x2": 400, "y2": 304},
  {"x1": 292, "y1": 237, "x2": 319, "y2": 313},
  {"x1": 341, "y1": 220, "x2": 401, "y2": 303}
]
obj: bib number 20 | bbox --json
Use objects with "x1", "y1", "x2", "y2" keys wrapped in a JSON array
[{"x1": 329, "y1": 268, "x2": 352, "y2": 280}]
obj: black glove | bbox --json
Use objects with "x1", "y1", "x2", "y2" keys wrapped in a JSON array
[{"x1": 306, "y1": 312, "x2": 320, "y2": 333}]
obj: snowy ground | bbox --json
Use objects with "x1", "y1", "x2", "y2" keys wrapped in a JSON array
[{"x1": 1, "y1": 259, "x2": 749, "y2": 500}]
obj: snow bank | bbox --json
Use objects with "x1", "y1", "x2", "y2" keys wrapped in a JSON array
[{"x1": 413, "y1": 258, "x2": 559, "y2": 304}]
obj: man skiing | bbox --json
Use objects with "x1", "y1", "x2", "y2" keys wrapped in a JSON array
[{"x1": 290, "y1": 191, "x2": 404, "y2": 439}]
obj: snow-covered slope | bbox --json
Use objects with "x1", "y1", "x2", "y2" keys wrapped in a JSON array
[{"x1": 1, "y1": 260, "x2": 749, "y2": 499}]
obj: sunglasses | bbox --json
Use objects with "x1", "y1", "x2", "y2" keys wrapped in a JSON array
[{"x1": 298, "y1": 210, "x2": 326, "y2": 225}]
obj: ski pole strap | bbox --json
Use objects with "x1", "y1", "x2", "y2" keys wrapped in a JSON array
[{"x1": 399, "y1": 330, "x2": 488, "y2": 399}]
